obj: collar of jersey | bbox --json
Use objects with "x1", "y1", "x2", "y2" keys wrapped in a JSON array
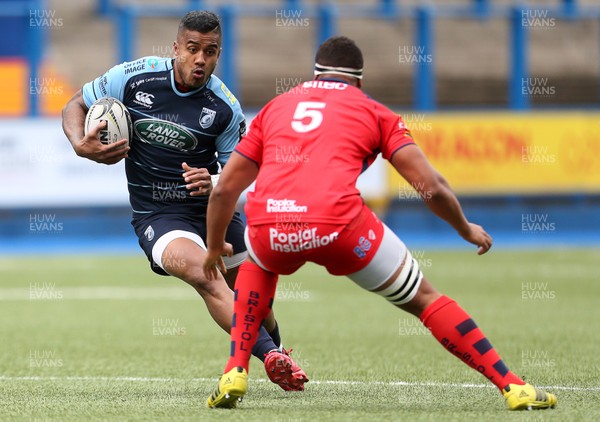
[
  {"x1": 315, "y1": 77, "x2": 351, "y2": 85},
  {"x1": 169, "y1": 68, "x2": 208, "y2": 97}
]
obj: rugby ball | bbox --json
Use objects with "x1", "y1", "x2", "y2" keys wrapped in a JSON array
[{"x1": 84, "y1": 97, "x2": 132, "y2": 145}]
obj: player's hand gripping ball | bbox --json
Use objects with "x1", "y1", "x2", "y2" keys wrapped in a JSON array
[{"x1": 84, "y1": 97, "x2": 132, "y2": 146}]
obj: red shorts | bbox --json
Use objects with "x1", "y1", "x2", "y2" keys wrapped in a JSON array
[{"x1": 244, "y1": 205, "x2": 385, "y2": 276}]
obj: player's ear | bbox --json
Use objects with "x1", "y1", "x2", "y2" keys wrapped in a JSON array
[
  {"x1": 173, "y1": 40, "x2": 179, "y2": 56},
  {"x1": 356, "y1": 79, "x2": 363, "y2": 89},
  {"x1": 217, "y1": 47, "x2": 222, "y2": 60}
]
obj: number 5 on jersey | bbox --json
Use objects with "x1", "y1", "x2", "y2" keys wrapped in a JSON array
[{"x1": 291, "y1": 102, "x2": 326, "y2": 133}]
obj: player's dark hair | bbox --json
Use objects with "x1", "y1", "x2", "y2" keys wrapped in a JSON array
[
  {"x1": 178, "y1": 11, "x2": 222, "y2": 37},
  {"x1": 315, "y1": 36, "x2": 363, "y2": 70}
]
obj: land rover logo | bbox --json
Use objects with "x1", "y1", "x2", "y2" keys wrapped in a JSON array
[{"x1": 134, "y1": 118, "x2": 198, "y2": 151}]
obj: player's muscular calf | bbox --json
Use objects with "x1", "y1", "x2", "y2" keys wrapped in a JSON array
[{"x1": 163, "y1": 237, "x2": 234, "y2": 332}]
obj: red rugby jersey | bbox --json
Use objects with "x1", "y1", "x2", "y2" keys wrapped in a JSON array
[{"x1": 236, "y1": 79, "x2": 415, "y2": 225}]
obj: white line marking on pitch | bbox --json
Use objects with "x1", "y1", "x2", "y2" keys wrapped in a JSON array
[
  {"x1": 0, "y1": 375, "x2": 597, "y2": 392},
  {"x1": 0, "y1": 287, "x2": 310, "y2": 302},
  {"x1": 0, "y1": 287, "x2": 193, "y2": 301}
]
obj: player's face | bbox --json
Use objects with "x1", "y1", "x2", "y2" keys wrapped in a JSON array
[{"x1": 173, "y1": 29, "x2": 221, "y2": 89}]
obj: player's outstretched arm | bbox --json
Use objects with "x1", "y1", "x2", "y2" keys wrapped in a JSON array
[
  {"x1": 62, "y1": 90, "x2": 129, "y2": 165},
  {"x1": 204, "y1": 152, "x2": 259, "y2": 278},
  {"x1": 390, "y1": 145, "x2": 492, "y2": 255}
]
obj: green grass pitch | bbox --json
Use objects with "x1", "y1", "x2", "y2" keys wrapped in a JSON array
[{"x1": 0, "y1": 249, "x2": 599, "y2": 421}]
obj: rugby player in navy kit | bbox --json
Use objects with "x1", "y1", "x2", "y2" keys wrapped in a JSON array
[{"x1": 62, "y1": 11, "x2": 308, "y2": 392}]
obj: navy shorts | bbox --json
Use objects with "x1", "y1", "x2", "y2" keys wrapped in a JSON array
[{"x1": 132, "y1": 211, "x2": 247, "y2": 276}]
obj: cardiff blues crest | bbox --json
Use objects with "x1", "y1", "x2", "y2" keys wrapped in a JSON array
[{"x1": 199, "y1": 107, "x2": 216, "y2": 129}]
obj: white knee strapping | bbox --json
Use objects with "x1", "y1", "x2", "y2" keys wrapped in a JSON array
[
  {"x1": 222, "y1": 251, "x2": 248, "y2": 270},
  {"x1": 374, "y1": 249, "x2": 423, "y2": 306},
  {"x1": 347, "y1": 224, "x2": 408, "y2": 291}
]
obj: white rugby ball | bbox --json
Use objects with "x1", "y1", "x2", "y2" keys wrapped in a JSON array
[{"x1": 84, "y1": 97, "x2": 132, "y2": 145}]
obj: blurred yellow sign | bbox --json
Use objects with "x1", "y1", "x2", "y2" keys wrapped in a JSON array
[{"x1": 391, "y1": 112, "x2": 600, "y2": 195}]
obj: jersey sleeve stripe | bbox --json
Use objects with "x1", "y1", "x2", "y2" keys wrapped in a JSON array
[
  {"x1": 234, "y1": 149, "x2": 259, "y2": 166},
  {"x1": 389, "y1": 142, "x2": 416, "y2": 161}
]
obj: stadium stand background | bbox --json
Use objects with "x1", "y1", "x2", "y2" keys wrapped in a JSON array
[
  {"x1": 25, "y1": 0, "x2": 600, "y2": 109},
  {"x1": 1, "y1": 0, "x2": 599, "y2": 253}
]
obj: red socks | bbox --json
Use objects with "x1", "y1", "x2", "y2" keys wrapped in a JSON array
[
  {"x1": 223, "y1": 266, "x2": 522, "y2": 391},
  {"x1": 420, "y1": 295, "x2": 524, "y2": 391},
  {"x1": 224, "y1": 261, "x2": 278, "y2": 373}
]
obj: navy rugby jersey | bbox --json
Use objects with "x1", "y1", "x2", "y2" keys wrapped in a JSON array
[{"x1": 82, "y1": 56, "x2": 246, "y2": 217}]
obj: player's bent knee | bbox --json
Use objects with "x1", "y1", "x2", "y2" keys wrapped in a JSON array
[
  {"x1": 186, "y1": 266, "x2": 228, "y2": 296},
  {"x1": 373, "y1": 249, "x2": 424, "y2": 306}
]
